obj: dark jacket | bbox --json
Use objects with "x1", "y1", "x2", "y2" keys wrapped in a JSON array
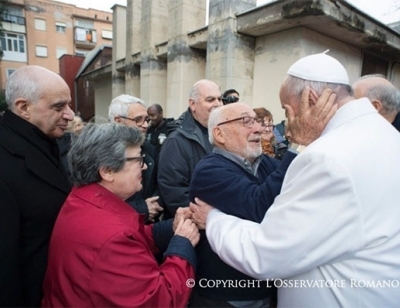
[
  {"x1": 0, "y1": 110, "x2": 71, "y2": 306},
  {"x1": 145, "y1": 118, "x2": 174, "y2": 156},
  {"x1": 189, "y1": 151, "x2": 296, "y2": 301},
  {"x1": 158, "y1": 109, "x2": 213, "y2": 217},
  {"x1": 56, "y1": 132, "x2": 73, "y2": 180},
  {"x1": 127, "y1": 141, "x2": 161, "y2": 221}
]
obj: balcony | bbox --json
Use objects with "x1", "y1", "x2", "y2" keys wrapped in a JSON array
[
  {"x1": 2, "y1": 13, "x2": 26, "y2": 33},
  {"x1": 2, "y1": 13, "x2": 25, "y2": 25},
  {"x1": 74, "y1": 27, "x2": 96, "y2": 49}
]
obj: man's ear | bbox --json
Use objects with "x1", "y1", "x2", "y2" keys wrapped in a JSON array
[
  {"x1": 99, "y1": 166, "x2": 114, "y2": 182},
  {"x1": 371, "y1": 99, "x2": 382, "y2": 112},
  {"x1": 213, "y1": 127, "x2": 225, "y2": 144},
  {"x1": 114, "y1": 116, "x2": 122, "y2": 123},
  {"x1": 14, "y1": 98, "x2": 30, "y2": 119},
  {"x1": 189, "y1": 99, "x2": 196, "y2": 112}
]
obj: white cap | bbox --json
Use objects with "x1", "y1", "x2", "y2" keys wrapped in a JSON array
[{"x1": 287, "y1": 51, "x2": 349, "y2": 85}]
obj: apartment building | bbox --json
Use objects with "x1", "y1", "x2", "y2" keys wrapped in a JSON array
[{"x1": 0, "y1": 0, "x2": 113, "y2": 89}]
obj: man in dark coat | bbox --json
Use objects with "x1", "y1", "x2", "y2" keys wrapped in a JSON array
[
  {"x1": 0, "y1": 65, "x2": 74, "y2": 306},
  {"x1": 109, "y1": 95, "x2": 163, "y2": 222},
  {"x1": 146, "y1": 103, "x2": 173, "y2": 155},
  {"x1": 158, "y1": 79, "x2": 223, "y2": 217}
]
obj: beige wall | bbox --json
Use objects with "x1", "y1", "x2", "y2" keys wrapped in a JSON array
[
  {"x1": 94, "y1": 77, "x2": 113, "y2": 122},
  {"x1": 101, "y1": 0, "x2": 400, "y2": 123},
  {"x1": 111, "y1": 5, "x2": 127, "y2": 99},
  {"x1": 253, "y1": 28, "x2": 361, "y2": 123}
]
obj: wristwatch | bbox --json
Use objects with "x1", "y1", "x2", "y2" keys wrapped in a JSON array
[{"x1": 289, "y1": 143, "x2": 306, "y2": 154}]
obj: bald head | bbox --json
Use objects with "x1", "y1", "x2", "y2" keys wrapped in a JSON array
[
  {"x1": 5, "y1": 65, "x2": 73, "y2": 138},
  {"x1": 6, "y1": 65, "x2": 68, "y2": 111},
  {"x1": 208, "y1": 103, "x2": 263, "y2": 162},
  {"x1": 188, "y1": 79, "x2": 222, "y2": 128},
  {"x1": 353, "y1": 75, "x2": 399, "y2": 121}
]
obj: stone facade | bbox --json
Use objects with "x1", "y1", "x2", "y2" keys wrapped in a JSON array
[{"x1": 87, "y1": 0, "x2": 400, "y2": 122}]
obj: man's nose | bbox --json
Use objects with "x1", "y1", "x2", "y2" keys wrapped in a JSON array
[
  {"x1": 253, "y1": 121, "x2": 264, "y2": 133},
  {"x1": 142, "y1": 120, "x2": 149, "y2": 128},
  {"x1": 64, "y1": 105, "x2": 75, "y2": 120}
]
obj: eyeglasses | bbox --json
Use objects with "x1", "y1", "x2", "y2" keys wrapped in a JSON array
[
  {"x1": 119, "y1": 116, "x2": 151, "y2": 126},
  {"x1": 217, "y1": 116, "x2": 266, "y2": 128},
  {"x1": 264, "y1": 124, "x2": 275, "y2": 130},
  {"x1": 125, "y1": 154, "x2": 146, "y2": 167}
]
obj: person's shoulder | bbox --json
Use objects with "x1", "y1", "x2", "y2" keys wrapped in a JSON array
[{"x1": 195, "y1": 152, "x2": 231, "y2": 168}]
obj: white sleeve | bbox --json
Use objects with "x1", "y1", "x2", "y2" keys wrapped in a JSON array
[{"x1": 206, "y1": 150, "x2": 364, "y2": 280}]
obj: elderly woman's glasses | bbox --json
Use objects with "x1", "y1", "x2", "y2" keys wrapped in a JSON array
[
  {"x1": 119, "y1": 116, "x2": 151, "y2": 126},
  {"x1": 125, "y1": 154, "x2": 146, "y2": 167},
  {"x1": 217, "y1": 116, "x2": 266, "y2": 128}
]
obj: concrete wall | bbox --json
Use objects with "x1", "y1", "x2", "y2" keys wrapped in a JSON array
[
  {"x1": 166, "y1": 0, "x2": 207, "y2": 118},
  {"x1": 111, "y1": 5, "x2": 127, "y2": 98},
  {"x1": 94, "y1": 76, "x2": 113, "y2": 122},
  {"x1": 98, "y1": 0, "x2": 400, "y2": 122},
  {"x1": 253, "y1": 28, "x2": 361, "y2": 123}
]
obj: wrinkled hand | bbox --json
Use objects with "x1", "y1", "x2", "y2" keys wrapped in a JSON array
[
  {"x1": 146, "y1": 196, "x2": 163, "y2": 222},
  {"x1": 285, "y1": 87, "x2": 337, "y2": 146},
  {"x1": 174, "y1": 217, "x2": 200, "y2": 247},
  {"x1": 173, "y1": 207, "x2": 193, "y2": 232},
  {"x1": 189, "y1": 198, "x2": 215, "y2": 230}
]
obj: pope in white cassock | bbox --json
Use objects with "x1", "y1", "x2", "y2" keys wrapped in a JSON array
[{"x1": 191, "y1": 52, "x2": 400, "y2": 307}]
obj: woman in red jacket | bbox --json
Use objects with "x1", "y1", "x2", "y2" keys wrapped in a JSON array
[{"x1": 42, "y1": 123, "x2": 199, "y2": 307}]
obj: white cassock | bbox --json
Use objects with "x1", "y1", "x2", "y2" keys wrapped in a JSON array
[{"x1": 206, "y1": 98, "x2": 400, "y2": 307}]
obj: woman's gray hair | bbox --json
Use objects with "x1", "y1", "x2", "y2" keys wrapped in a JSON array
[
  {"x1": 208, "y1": 106, "x2": 224, "y2": 145},
  {"x1": 282, "y1": 75, "x2": 353, "y2": 102},
  {"x1": 5, "y1": 66, "x2": 43, "y2": 110},
  {"x1": 108, "y1": 94, "x2": 146, "y2": 122},
  {"x1": 68, "y1": 122, "x2": 144, "y2": 186}
]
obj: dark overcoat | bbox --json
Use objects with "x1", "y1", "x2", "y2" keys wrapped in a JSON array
[{"x1": 0, "y1": 110, "x2": 71, "y2": 306}]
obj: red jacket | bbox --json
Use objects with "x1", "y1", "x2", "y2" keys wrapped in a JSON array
[{"x1": 42, "y1": 184, "x2": 195, "y2": 307}]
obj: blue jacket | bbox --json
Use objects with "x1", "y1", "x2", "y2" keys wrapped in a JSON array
[
  {"x1": 189, "y1": 151, "x2": 296, "y2": 300},
  {"x1": 190, "y1": 152, "x2": 295, "y2": 222}
]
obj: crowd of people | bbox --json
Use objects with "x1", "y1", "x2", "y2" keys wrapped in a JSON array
[{"x1": 1, "y1": 52, "x2": 400, "y2": 307}]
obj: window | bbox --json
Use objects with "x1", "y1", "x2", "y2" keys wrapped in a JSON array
[
  {"x1": 55, "y1": 22, "x2": 66, "y2": 33},
  {"x1": 36, "y1": 45, "x2": 48, "y2": 57},
  {"x1": 101, "y1": 29, "x2": 112, "y2": 39},
  {"x1": 56, "y1": 47, "x2": 67, "y2": 58},
  {"x1": 361, "y1": 52, "x2": 388, "y2": 77},
  {"x1": 75, "y1": 18, "x2": 93, "y2": 29},
  {"x1": 3, "y1": 6, "x2": 25, "y2": 25},
  {"x1": 75, "y1": 28, "x2": 96, "y2": 43},
  {"x1": 5, "y1": 6, "x2": 23, "y2": 17},
  {"x1": 7, "y1": 69, "x2": 16, "y2": 77},
  {"x1": 34, "y1": 18, "x2": 46, "y2": 31},
  {"x1": 0, "y1": 32, "x2": 27, "y2": 62},
  {"x1": 0, "y1": 33, "x2": 25, "y2": 53}
]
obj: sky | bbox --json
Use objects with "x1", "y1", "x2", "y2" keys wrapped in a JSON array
[{"x1": 57, "y1": 0, "x2": 400, "y2": 24}]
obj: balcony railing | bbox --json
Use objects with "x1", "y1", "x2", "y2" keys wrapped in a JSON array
[{"x1": 2, "y1": 13, "x2": 25, "y2": 25}]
